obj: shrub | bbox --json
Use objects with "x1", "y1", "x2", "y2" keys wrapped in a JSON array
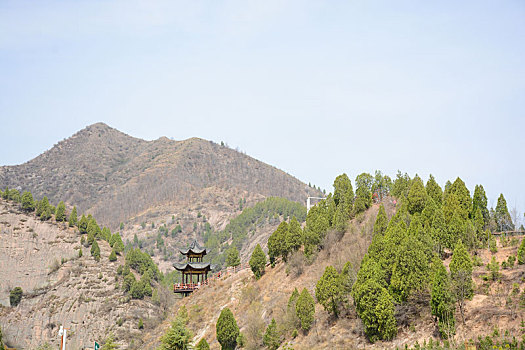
[
  {"x1": 10, "y1": 287, "x2": 23, "y2": 307},
  {"x1": 195, "y1": 338, "x2": 210, "y2": 350}
]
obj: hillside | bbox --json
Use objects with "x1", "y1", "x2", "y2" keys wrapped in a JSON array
[
  {"x1": 142, "y1": 200, "x2": 525, "y2": 350},
  {"x1": 0, "y1": 123, "x2": 320, "y2": 229},
  {"x1": 0, "y1": 199, "x2": 167, "y2": 349}
]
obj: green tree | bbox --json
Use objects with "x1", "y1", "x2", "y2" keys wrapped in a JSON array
[
  {"x1": 109, "y1": 249, "x2": 117, "y2": 262},
  {"x1": 472, "y1": 184, "x2": 489, "y2": 224},
  {"x1": 391, "y1": 171, "x2": 411, "y2": 198},
  {"x1": 354, "y1": 173, "x2": 373, "y2": 215},
  {"x1": 442, "y1": 177, "x2": 471, "y2": 223},
  {"x1": 79, "y1": 214, "x2": 88, "y2": 234},
  {"x1": 160, "y1": 318, "x2": 193, "y2": 350},
  {"x1": 130, "y1": 280, "x2": 144, "y2": 299},
  {"x1": 21, "y1": 191, "x2": 35, "y2": 212},
  {"x1": 426, "y1": 174, "x2": 443, "y2": 207},
  {"x1": 111, "y1": 233, "x2": 125, "y2": 254},
  {"x1": 216, "y1": 308, "x2": 240, "y2": 350},
  {"x1": 518, "y1": 237, "x2": 525, "y2": 265},
  {"x1": 101, "y1": 227, "x2": 111, "y2": 242},
  {"x1": 226, "y1": 246, "x2": 240, "y2": 267},
  {"x1": 40, "y1": 205, "x2": 52, "y2": 221},
  {"x1": 487, "y1": 256, "x2": 500, "y2": 281},
  {"x1": 430, "y1": 259, "x2": 455, "y2": 339},
  {"x1": 100, "y1": 333, "x2": 119, "y2": 350},
  {"x1": 333, "y1": 173, "x2": 354, "y2": 209},
  {"x1": 449, "y1": 241, "x2": 473, "y2": 323},
  {"x1": 295, "y1": 288, "x2": 315, "y2": 332},
  {"x1": 315, "y1": 265, "x2": 344, "y2": 318},
  {"x1": 373, "y1": 204, "x2": 388, "y2": 238},
  {"x1": 407, "y1": 175, "x2": 427, "y2": 215},
  {"x1": 36, "y1": 196, "x2": 49, "y2": 217},
  {"x1": 68, "y1": 206, "x2": 78, "y2": 227},
  {"x1": 286, "y1": 217, "x2": 303, "y2": 253},
  {"x1": 495, "y1": 194, "x2": 514, "y2": 231},
  {"x1": 303, "y1": 201, "x2": 330, "y2": 256},
  {"x1": 123, "y1": 272, "x2": 136, "y2": 292},
  {"x1": 91, "y1": 240, "x2": 101, "y2": 262},
  {"x1": 9, "y1": 287, "x2": 23, "y2": 307},
  {"x1": 249, "y1": 244, "x2": 267, "y2": 279},
  {"x1": 195, "y1": 338, "x2": 210, "y2": 350},
  {"x1": 354, "y1": 279, "x2": 396, "y2": 342},
  {"x1": 55, "y1": 201, "x2": 66, "y2": 222},
  {"x1": 268, "y1": 221, "x2": 288, "y2": 265},
  {"x1": 0, "y1": 325, "x2": 5, "y2": 350},
  {"x1": 389, "y1": 235, "x2": 430, "y2": 302},
  {"x1": 263, "y1": 319, "x2": 280, "y2": 350}
]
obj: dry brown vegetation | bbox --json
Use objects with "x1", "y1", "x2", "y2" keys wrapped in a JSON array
[{"x1": 0, "y1": 123, "x2": 319, "y2": 229}]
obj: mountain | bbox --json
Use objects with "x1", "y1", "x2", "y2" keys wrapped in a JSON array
[{"x1": 0, "y1": 122, "x2": 320, "y2": 229}]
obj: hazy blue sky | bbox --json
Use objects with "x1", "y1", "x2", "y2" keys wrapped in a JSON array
[{"x1": 1, "y1": 1, "x2": 524, "y2": 223}]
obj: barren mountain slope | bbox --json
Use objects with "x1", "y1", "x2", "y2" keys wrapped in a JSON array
[
  {"x1": 0, "y1": 123, "x2": 320, "y2": 228},
  {"x1": 0, "y1": 199, "x2": 164, "y2": 349}
]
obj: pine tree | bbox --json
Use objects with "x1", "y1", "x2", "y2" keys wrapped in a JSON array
[
  {"x1": 79, "y1": 214, "x2": 88, "y2": 234},
  {"x1": 249, "y1": 244, "x2": 267, "y2": 279},
  {"x1": 109, "y1": 249, "x2": 117, "y2": 262},
  {"x1": 68, "y1": 206, "x2": 78, "y2": 227},
  {"x1": 195, "y1": 338, "x2": 210, "y2": 350},
  {"x1": 472, "y1": 184, "x2": 489, "y2": 224},
  {"x1": 160, "y1": 317, "x2": 193, "y2": 350},
  {"x1": 263, "y1": 319, "x2": 280, "y2": 350},
  {"x1": 112, "y1": 233, "x2": 125, "y2": 254},
  {"x1": 286, "y1": 217, "x2": 303, "y2": 252},
  {"x1": 216, "y1": 308, "x2": 239, "y2": 350},
  {"x1": 442, "y1": 178, "x2": 471, "y2": 223},
  {"x1": 315, "y1": 265, "x2": 344, "y2": 318},
  {"x1": 407, "y1": 175, "x2": 427, "y2": 215},
  {"x1": 495, "y1": 194, "x2": 514, "y2": 231},
  {"x1": 100, "y1": 333, "x2": 119, "y2": 350},
  {"x1": 268, "y1": 221, "x2": 288, "y2": 265},
  {"x1": 226, "y1": 246, "x2": 240, "y2": 267},
  {"x1": 430, "y1": 258, "x2": 455, "y2": 339},
  {"x1": 389, "y1": 235, "x2": 430, "y2": 302},
  {"x1": 21, "y1": 191, "x2": 35, "y2": 212},
  {"x1": 426, "y1": 174, "x2": 443, "y2": 207},
  {"x1": 449, "y1": 241, "x2": 473, "y2": 323},
  {"x1": 288, "y1": 288, "x2": 300, "y2": 310},
  {"x1": 91, "y1": 240, "x2": 101, "y2": 262},
  {"x1": 373, "y1": 204, "x2": 388, "y2": 238},
  {"x1": 333, "y1": 173, "x2": 354, "y2": 208},
  {"x1": 517, "y1": 237, "x2": 525, "y2": 265},
  {"x1": 448, "y1": 211, "x2": 465, "y2": 247},
  {"x1": 295, "y1": 288, "x2": 315, "y2": 331},
  {"x1": 102, "y1": 227, "x2": 111, "y2": 242},
  {"x1": 55, "y1": 201, "x2": 66, "y2": 222},
  {"x1": 9, "y1": 287, "x2": 23, "y2": 307},
  {"x1": 40, "y1": 205, "x2": 52, "y2": 221},
  {"x1": 36, "y1": 196, "x2": 49, "y2": 217}
]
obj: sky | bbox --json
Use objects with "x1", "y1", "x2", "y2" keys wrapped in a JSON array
[{"x1": 1, "y1": 1, "x2": 524, "y2": 224}]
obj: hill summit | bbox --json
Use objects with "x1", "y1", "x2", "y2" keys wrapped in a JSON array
[{"x1": 0, "y1": 123, "x2": 320, "y2": 227}]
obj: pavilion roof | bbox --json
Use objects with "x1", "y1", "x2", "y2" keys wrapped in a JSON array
[
  {"x1": 180, "y1": 240, "x2": 206, "y2": 255},
  {"x1": 173, "y1": 262, "x2": 211, "y2": 271}
]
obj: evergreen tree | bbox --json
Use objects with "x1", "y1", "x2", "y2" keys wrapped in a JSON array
[
  {"x1": 79, "y1": 214, "x2": 88, "y2": 234},
  {"x1": 426, "y1": 174, "x2": 443, "y2": 207},
  {"x1": 249, "y1": 244, "x2": 267, "y2": 279},
  {"x1": 407, "y1": 175, "x2": 427, "y2": 215},
  {"x1": 109, "y1": 249, "x2": 117, "y2": 262},
  {"x1": 101, "y1": 227, "x2": 111, "y2": 242},
  {"x1": 112, "y1": 233, "x2": 125, "y2": 254},
  {"x1": 36, "y1": 196, "x2": 49, "y2": 217},
  {"x1": 1, "y1": 186, "x2": 7, "y2": 200},
  {"x1": 68, "y1": 206, "x2": 78, "y2": 227},
  {"x1": 354, "y1": 173, "x2": 373, "y2": 215},
  {"x1": 216, "y1": 308, "x2": 239, "y2": 350},
  {"x1": 286, "y1": 217, "x2": 303, "y2": 252},
  {"x1": 295, "y1": 288, "x2": 315, "y2": 331},
  {"x1": 0, "y1": 325, "x2": 5, "y2": 350},
  {"x1": 40, "y1": 205, "x2": 52, "y2": 221},
  {"x1": 332, "y1": 173, "x2": 354, "y2": 208},
  {"x1": 268, "y1": 221, "x2": 288, "y2": 265},
  {"x1": 448, "y1": 211, "x2": 465, "y2": 247},
  {"x1": 373, "y1": 204, "x2": 388, "y2": 238},
  {"x1": 472, "y1": 185, "x2": 489, "y2": 224},
  {"x1": 100, "y1": 333, "x2": 119, "y2": 350},
  {"x1": 303, "y1": 201, "x2": 330, "y2": 256},
  {"x1": 449, "y1": 241, "x2": 473, "y2": 323},
  {"x1": 226, "y1": 246, "x2": 240, "y2": 267},
  {"x1": 391, "y1": 171, "x2": 411, "y2": 198},
  {"x1": 91, "y1": 240, "x2": 101, "y2": 262},
  {"x1": 315, "y1": 265, "x2": 344, "y2": 318},
  {"x1": 430, "y1": 258, "x2": 455, "y2": 339},
  {"x1": 123, "y1": 272, "x2": 136, "y2": 292},
  {"x1": 495, "y1": 194, "x2": 514, "y2": 231},
  {"x1": 288, "y1": 288, "x2": 300, "y2": 310},
  {"x1": 442, "y1": 178, "x2": 471, "y2": 223},
  {"x1": 421, "y1": 197, "x2": 437, "y2": 229},
  {"x1": 21, "y1": 191, "x2": 35, "y2": 212},
  {"x1": 130, "y1": 280, "x2": 144, "y2": 299},
  {"x1": 431, "y1": 208, "x2": 451, "y2": 255},
  {"x1": 160, "y1": 318, "x2": 193, "y2": 350},
  {"x1": 389, "y1": 235, "x2": 430, "y2": 302},
  {"x1": 195, "y1": 338, "x2": 210, "y2": 350},
  {"x1": 9, "y1": 287, "x2": 23, "y2": 307},
  {"x1": 518, "y1": 237, "x2": 525, "y2": 265},
  {"x1": 55, "y1": 201, "x2": 66, "y2": 222},
  {"x1": 263, "y1": 319, "x2": 280, "y2": 350}
]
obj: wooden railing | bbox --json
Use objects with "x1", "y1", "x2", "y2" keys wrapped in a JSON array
[{"x1": 173, "y1": 263, "x2": 251, "y2": 293}]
